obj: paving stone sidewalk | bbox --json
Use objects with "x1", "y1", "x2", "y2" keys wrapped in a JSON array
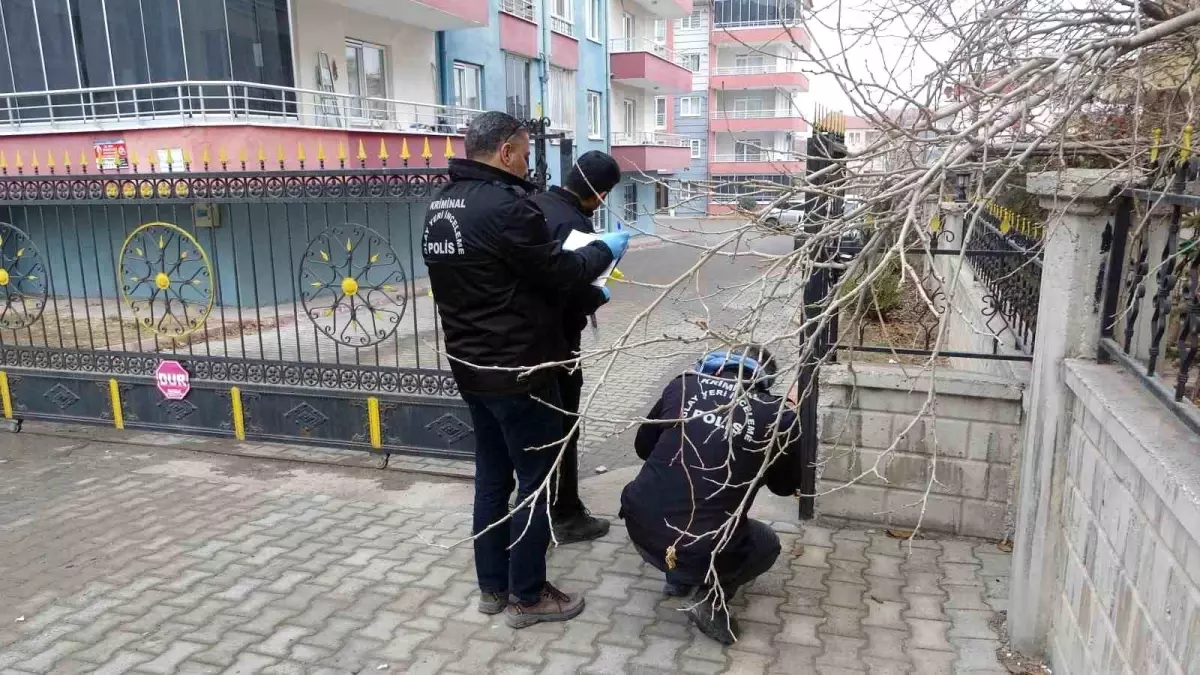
[{"x1": 0, "y1": 452, "x2": 1014, "y2": 675}]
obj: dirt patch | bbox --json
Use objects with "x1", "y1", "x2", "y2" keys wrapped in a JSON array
[{"x1": 837, "y1": 279, "x2": 952, "y2": 366}]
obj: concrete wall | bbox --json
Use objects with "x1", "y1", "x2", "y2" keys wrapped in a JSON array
[
  {"x1": 292, "y1": 0, "x2": 440, "y2": 106},
  {"x1": 817, "y1": 363, "x2": 1025, "y2": 539},
  {"x1": 1046, "y1": 359, "x2": 1200, "y2": 675}
]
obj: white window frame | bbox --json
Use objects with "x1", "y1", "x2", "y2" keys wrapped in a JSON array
[
  {"x1": 679, "y1": 8, "x2": 704, "y2": 30},
  {"x1": 345, "y1": 38, "x2": 389, "y2": 122},
  {"x1": 452, "y1": 62, "x2": 483, "y2": 110},
  {"x1": 585, "y1": 0, "x2": 602, "y2": 42},
  {"x1": 587, "y1": 90, "x2": 603, "y2": 139},
  {"x1": 655, "y1": 97, "x2": 667, "y2": 129},
  {"x1": 681, "y1": 52, "x2": 701, "y2": 72},
  {"x1": 552, "y1": 0, "x2": 574, "y2": 36},
  {"x1": 690, "y1": 139, "x2": 703, "y2": 159},
  {"x1": 679, "y1": 96, "x2": 701, "y2": 118},
  {"x1": 622, "y1": 98, "x2": 637, "y2": 137},
  {"x1": 653, "y1": 20, "x2": 666, "y2": 45},
  {"x1": 735, "y1": 138, "x2": 764, "y2": 161},
  {"x1": 549, "y1": 67, "x2": 576, "y2": 132}
]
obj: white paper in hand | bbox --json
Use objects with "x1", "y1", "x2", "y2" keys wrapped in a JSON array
[{"x1": 563, "y1": 230, "x2": 618, "y2": 287}]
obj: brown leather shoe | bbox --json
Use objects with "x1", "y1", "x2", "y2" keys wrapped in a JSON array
[{"x1": 504, "y1": 582, "x2": 585, "y2": 629}]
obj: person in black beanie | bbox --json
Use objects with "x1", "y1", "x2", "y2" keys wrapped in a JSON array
[{"x1": 530, "y1": 151, "x2": 624, "y2": 544}]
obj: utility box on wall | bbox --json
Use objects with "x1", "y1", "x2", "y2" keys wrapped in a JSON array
[{"x1": 192, "y1": 203, "x2": 220, "y2": 228}]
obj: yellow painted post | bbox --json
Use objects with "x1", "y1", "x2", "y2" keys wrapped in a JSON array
[
  {"x1": 367, "y1": 397, "x2": 382, "y2": 449},
  {"x1": 108, "y1": 379, "x2": 124, "y2": 430},
  {"x1": 1150, "y1": 127, "x2": 1162, "y2": 164},
  {"x1": 0, "y1": 371, "x2": 12, "y2": 419},
  {"x1": 1181, "y1": 124, "x2": 1193, "y2": 164},
  {"x1": 230, "y1": 387, "x2": 246, "y2": 441}
]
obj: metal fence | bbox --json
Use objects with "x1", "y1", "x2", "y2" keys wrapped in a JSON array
[
  {"x1": 0, "y1": 149, "x2": 477, "y2": 458},
  {"x1": 1101, "y1": 151, "x2": 1200, "y2": 434}
]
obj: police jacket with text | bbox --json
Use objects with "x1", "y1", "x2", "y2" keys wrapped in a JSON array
[
  {"x1": 620, "y1": 372, "x2": 800, "y2": 584},
  {"x1": 421, "y1": 160, "x2": 615, "y2": 395},
  {"x1": 530, "y1": 186, "x2": 610, "y2": 353}
]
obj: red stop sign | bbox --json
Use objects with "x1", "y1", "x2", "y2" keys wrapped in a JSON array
[{"x1": 155, "y1": 360, "x2": 191, "y2": 400}]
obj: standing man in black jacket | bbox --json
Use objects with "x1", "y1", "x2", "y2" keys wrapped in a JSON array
[
  {"x1": 422, "y1": 112, "x2": 631, "y2": 629},
  {"x1": 530, "y1": 151, "x2": 623, "y2": 545}
]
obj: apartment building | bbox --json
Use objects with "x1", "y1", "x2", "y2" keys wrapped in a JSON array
[
  {"x1": 605, "y1": 0, "x2": 695, "y2": 233},
  {"x1": 0, "y1": 0, "x2": 490, "y2": 169}
]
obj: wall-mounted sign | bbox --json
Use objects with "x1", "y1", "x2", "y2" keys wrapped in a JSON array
[{"x1": 94, "y1": 139, "x2": 129, "y2": 171}]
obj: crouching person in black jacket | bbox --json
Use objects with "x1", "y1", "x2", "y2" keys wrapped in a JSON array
[
  {"x1": 423, "y1": 112, "x2": 631, "y2": 629},
  {"x1": 530, "y1": 151, "x2": 623, "y2": 545},
  {"x1": 620, "y1": 345, "x2": 800, "y2": 645}
]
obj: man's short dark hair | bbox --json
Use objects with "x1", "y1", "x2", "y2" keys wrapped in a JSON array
[
  {"x1": 465, "y1": 111, "x2": 528, "y2": 159},
  {"x1": 565, "y1": 151, "x2": 621, "y2": 198}
]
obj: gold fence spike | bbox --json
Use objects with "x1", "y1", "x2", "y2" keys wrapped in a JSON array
[
  {"x1": 80, "y1": 150, "x2": 89, "y2": 169},
  {"x1": 1181, "y1": 124, "x2": 1193, "y2": 163},
  {"x1": 183, "y1": 148, "x2": 193, "y2": 167},
  {"x1": 296, "y1": 142, "x2": 306, "y2": 163},
  {"x1": 63, "y1": 151, "x2": 71, "y2": 169},
  {"x1": 14, "y1": 151, "x2": 23, "y2": 170},
  {"x1": 1150, "y1": 127, "x2": 1162, "y2": 163},
  {"x1": 277, "y1": 144, "x2": 286, "y2": 165},
  {"x1": 0, "y1": 151, "x2": 7, "y2": 172},
  {"x1": 316, "y1": 141, "x2": 326, "y2": 164},
  {"x1": 337, "y1": 141, "x2": 347, "y2": 163},
  {"x1": 30, "y1": 152, "x2": 39, "y2": 171},
  {"x1": 217, "y1": 148, "x2": 228, "y2": 166},
  {"x1": 238, "y1": 147, "x2": 248, "y2": 165},
  {"x1": 201, "y1": 147, "x2": 211, "y2": 166},
  {"x1": 379, "y1": 139, "x2": 389, "y2": 161},
  {"x1": 357, "y1": 139, "x2": 367, "y2": 162},
  {"x1": 257, "y1": 143, "x2": 266, "y2": 165},
  {"x1": 444, "y1": 137, "x2": 454, "y2": 159},
  {"x1": 400, "y1": 139, "x2": 411, "y2": 162},
  {"x1": 421, "y1": 138, "x2": 432, "y2": 160},
  {"x1": 46, "y1": 151, "x2": 55, "y2": 169}
]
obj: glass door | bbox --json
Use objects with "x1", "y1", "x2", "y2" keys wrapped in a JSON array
[{"x1": 346, "y1": 39, "x2": 388, "y2": 123}]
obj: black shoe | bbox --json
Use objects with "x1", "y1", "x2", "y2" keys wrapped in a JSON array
[
  {"x1": 663, "y1": 581, "x2": 694, "y2": 597},
  {"x1": 552, "y1": 510, "x2": 611, "y2": 545},
  {"x1": 687, "y1": 591, "x2": 739, "y2": 645},
  {"x1": 478, "y1": 591, "x2": 507, "y2": 615}
]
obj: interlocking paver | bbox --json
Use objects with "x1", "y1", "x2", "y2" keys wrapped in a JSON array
[{"x1": 0, "y1": 421, "x2": 1015, "y2": 674}]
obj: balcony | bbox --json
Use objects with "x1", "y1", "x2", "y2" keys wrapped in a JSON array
[
  {"x1": 612, "y1": 132, "x2": 692, "y2": 173},
  {"x1": 610, "y1": 39, "x2": 694, "y2": 95},
  {"x1": 330, "y1": 0, "x2": 488, "y2": 30},
  {"x1": 709, "y1": 153, "x2": 805, "y2": 175},
  {"x1": 711, "y1": 64, "x2": 809, "y2": 91},
  {"x1": 624, "y1": 0, "x2": 693, "y2": 19},
  {"x1": 499, "y1": 0, "x2": 539, "y2": 58},
  {"x1": 711, "y1": 110, "x2": 808, "y2": 133},
  {"x1": 710, "y1": 24, "x2": 810, "y2": 49},
  {"x1": 0, "y1": 81, "x2": 480, "y2": 136}
]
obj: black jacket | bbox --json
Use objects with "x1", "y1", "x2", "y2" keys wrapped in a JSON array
[
  {"x1": 422, "y1": 160, "x2": 614, "y2": 394},
  {"x1": 620, "y1": 372, "x2": 800, "y2": 584},
  {"x1": 530, "y1": 187, "x2": 610, "y2": 352}
]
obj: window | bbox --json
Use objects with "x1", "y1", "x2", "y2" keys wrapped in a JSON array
[
  {"x1": 735, "y1": 54, "x2": 766, "y2": 72},
  {"x1": 679, "y1": 8, "x2": 705, "y2": 30},
  {"x1": 621, "y1": 12, "x2": 635, "y2": 39},
  {"x1": 655, "y1": 97, "x2": 667, "y2": 129},
  {"x1": 735, "y1": 139, "x2": 763, "y2": 161},
  {"x1": 679, "y1": 96, "x2": 702, "y2": 117},
  {"x1": 453, "y1": 62, "x2": 483, "y2": 109},
  {"x1": 552, "y1": 0, "x2": 573, "y2": 35},
  {"x1": 587, "y1": 91, "x2": 603, "y2": 138},
  {"x1": 681, "y1": 52, "x2": 701, "y2": 72},
  {"x1": 346, "y1": 39, "x2": 388, "y2": 121},
  {"x1": 504, "y1": 54, "x2": 532, "y2": 119},
  {"x1": 732, "y1": 97, "x2": 763, "y2": 118},
  {"x1": 622, "y1": 182, "x2": 638, "y2": 223},
  {"x1": 622, "y1": 99, "x2": 637, "y2": 138},
  {"x1": 549, "y1": 67, "x2": 576, "y2": 130},
  {"x1": 653, "y1": 20, "x2": 666, "y2": 44},
  {"x1": 690, "y1": 139, "x2": 703, "y2": 159},
  {"x1": 586, "y1": 0, "x2": 602, "y2": 41},
  {"x1": 713, "y1": 0, "x2": 801, "y2": 28}
]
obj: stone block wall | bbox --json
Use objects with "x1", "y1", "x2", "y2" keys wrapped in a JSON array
[
  {"x1": 816, "y1": 363, "x2": 1025, "y2": 539},
  {"x1": 1048, "y1": 360, "x2": 1200, "y2": 675}
]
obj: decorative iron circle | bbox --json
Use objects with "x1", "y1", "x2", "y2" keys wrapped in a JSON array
[
  {"x1": 118, "y1": 221, "x2": 215, "y2": 338},
  {"x1": 0, "y1": 222, "x2": 48, "y2": 330},
  {"x1": 298, "y1": 223, "x2": 409, "y2": 348}
]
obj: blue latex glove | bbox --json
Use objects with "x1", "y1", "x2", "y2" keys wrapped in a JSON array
[
  {"x1": 599, "y1": 231, "x2": 632, "y2": 259},
  {"x1": 601, "y1": 286, "x2": 612, "y2": 303}
]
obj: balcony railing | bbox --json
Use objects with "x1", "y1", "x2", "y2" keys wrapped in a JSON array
[
  {"x1": 711, "y1": 109, "x2": 802, "y2": 119},
  {"x1": 551, "y1": 15, "x2": 574, "y2": 35},
  {"x1": 714, "y1": 18, "x2": 802, "y2": 29},
  {"x1": 712, "y1": 63, "x2": 797, "y2": 76},
  {"x1": 613, "y1": 131, "x2": 690, "y2": 147},
  {"x1": 0, "y1": 81, "x2": 482, "y2": 135},
  {"x1": 609, "y1": 37, "x2": 692, "y2": 70},
  {"x1": 500, "y1": 0, "x2": 536, "y2": 22},
  {"x1": 711, "y1": 152, "x2": 803, "y2": 162}
]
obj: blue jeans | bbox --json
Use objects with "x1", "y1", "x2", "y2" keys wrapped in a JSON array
[{"x1": 462, "y1": 380, "x2": 564, "y2": 605}]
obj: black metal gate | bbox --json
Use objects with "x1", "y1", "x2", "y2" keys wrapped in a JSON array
[
  {"x1": 794, "y1": 116, "x2": 1043, "y2": 519},
  {"x1": 0, "y1": 144, "x2": 479, "y2": 459}
]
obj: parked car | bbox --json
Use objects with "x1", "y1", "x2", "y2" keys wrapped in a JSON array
[{"x1": 761, "y1": 201, "x2": 807, "y2": 231}]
